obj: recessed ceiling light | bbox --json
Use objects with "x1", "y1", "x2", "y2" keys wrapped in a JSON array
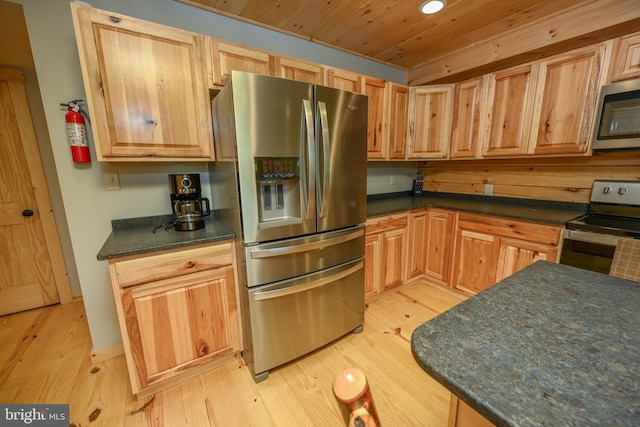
[{"x1": 420, "y1": 0, "x2": 447, "y2": 14}]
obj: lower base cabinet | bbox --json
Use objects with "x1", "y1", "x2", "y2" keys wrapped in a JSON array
[
  {"x1": 365, "y1": 213, "x2": 408, "y2": 300},
  {"x1": 108, "y1": 241, "x2": 242, "y2": 396},
  {"x1": 452, "y1": 213, "x2": 561, "y2": 295},
  {"x1": 449, "y1": 394, "x2": 495, "y2": 427},
  {"x1": 365, "y1": 209, "x2": 562, "y2": 299}
]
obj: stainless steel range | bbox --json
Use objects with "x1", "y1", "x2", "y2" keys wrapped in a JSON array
[{"x1": 560, "y1": 180, "x2": 640, "y2": 274}]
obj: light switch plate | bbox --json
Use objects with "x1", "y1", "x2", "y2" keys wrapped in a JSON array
[
  {"x1": 103, "y1": 172, "x2": 120, "y2": 190},
  {"x1": 484, "y1": 184, "x2": 493, "y2": 196}
]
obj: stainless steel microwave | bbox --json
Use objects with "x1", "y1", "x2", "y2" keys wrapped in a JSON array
[{"x1": 592, "y1": 78, "x2": 640, "y2": 151}]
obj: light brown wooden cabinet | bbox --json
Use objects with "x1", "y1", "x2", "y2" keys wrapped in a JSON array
[
  {"x1": 364, "y1": 213, "x2": 409, "y2": 300},
  {"x1": 423, "y1": 210, "x2": 455, "y2": 284},
  {"x1": 108, "y1": 241, "x2": 242, "y2": 396},
  {"x1": 529, "y1": 44, "x2": 606, "y2": 155},
  {"x1": 326, "y1": 68, "x2": 362, "y2": 93},
  {"x1": 364, "y1": 77, "x2": 388, "y2": 160},
  {"x1": 407, "y1": 86, "x2": 453, "y2": 159},
  {"x1": 272, "y1": 56, "x2": 324, "y2": 84},
  {"x1": 450, "y1": 77, "x2": 485, "y2": 159},
  {"x1": 407, "y1": 209, "x2": 455, "y2": 285},
  {"x1": 407, "y1": 210, "x2": 428, "y2": 280},
  {"x1": 610, "y1": 32, "x2": 640, "y2": 82},
  {"x1": 481, "y1": 64, "x2": 537, "y2": 157},
  {"x1": 452, "y1": 213, "x2": 562, "y2": 295},
  {"x1": 211, "y1": 40, "x2": 273, "y2": 86},
  {"x1": 71, "y1": 4, "x2": 214, "y2": 161},
  {"x1": 387, "y1": 83, "x2": 410, "y2": 160}
]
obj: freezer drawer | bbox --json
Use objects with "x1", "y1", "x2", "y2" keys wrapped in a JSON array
[
  {"x1": 245, "y1": 258, "x2": 364, "y2": 379},
  {"x1": 244, "y1": 225, "x2": 364, "y2": 287}
]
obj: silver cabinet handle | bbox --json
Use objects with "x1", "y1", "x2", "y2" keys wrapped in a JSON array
[
  {"x1": 249, "y1": 229, "x2": 363, "y2": 259},
  {"x1": 253, "y1": 261, "x2": 363, "y2": 301},
  {"x1": 564, "y1": 229, "x2": 620, "y2": 247}
]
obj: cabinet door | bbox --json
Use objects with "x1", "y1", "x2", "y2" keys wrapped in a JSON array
[
  {"x1": 407, "y1": 211, "x2": 428, "y2": 280},
  {"x1": 211, "y1": 41, "x2": 273, "y2": 86},
  {"x1": 424, "y1": 210, "x2": 454, "y2": 284},
  {"x1": 529, "y1": 44, "x2": 605, "y2": 155},
  {"x1": 71, "y1": 4, "x2": 213, "y2": 161},
  {"x1": 610, "y1": 32, "x2": 640, "y2": 82},
  {"x1": 364, "y1": 233, "x2": 383, "y2": 300},
  {"x1": 121, "y1": 267, "x2": 239, "y2": 394},
  {"x1": 495, "y1": 238, "x2": 556, "y2": 282},
  {"x1": 387, "y1": 83, "x2": 409, "y2": 160},
  {"x1": 407, "y1": 86, "x2": 453, "y2": 159},
  {"x1": 451, "y1": 77, "x2": 485, "y2": 159},
  {"x1": 365, "y1": 77, "x2": 388, "y2": 160},
  {"x1": 272, "y1": 56, "x2": 324, "y2": 84},
  {"x1": 326, "y1": 68, "x2": 362, "y2": 93},
  {"x1": 452, "y1": 229, "x2": 499, "y2": 295},
  {"x1": 381, "y1": 227, "x2": 407, "y2": 291},
  {"x1": 482, "y1": 65, "x2": 537, "y2": 157}
]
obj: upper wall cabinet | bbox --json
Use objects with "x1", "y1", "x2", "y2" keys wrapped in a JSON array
[
  {"x1": 326, "y1": 68, "x2": 362, "y2": 93},
  {"x1": 387, "y1": 83, "x2": 410, "y2": 160},
  {"x1": 71, "y1": 4, "x2": 213, "y2": 161},
  {"x1": 364, "y1": 77, "x2": 387, "y2": 159},
  {"x1": 481, "y1": 64, "x2": 537, "y2": 157},
  {"x1": 610, "y1": 32, "x2": 640, "y2": 82},
  {"x1": 211, "y1": 41, "x2": 273, "y2": 86},
  {"x1": 450, "y1": 76, "x2": 486, "y2": 159},
  {"x1": 272, "y1": 56, "x2": 324, "y2": 85},
  {"x1": 528, "y1": 44, "x2": 606, "y2": 155},
  {"x1": 407, "y1": 85, "x2": 453, "y2": 159}
]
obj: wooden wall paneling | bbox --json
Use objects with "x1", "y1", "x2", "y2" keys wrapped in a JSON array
[{"x1": 417, "y1": 154, "x2": 640, "y2": 204}]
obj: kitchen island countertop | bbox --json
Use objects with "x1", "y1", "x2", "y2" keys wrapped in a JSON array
[{"x1": 411, "y1": 261, "x2": 640, "y2": 426}]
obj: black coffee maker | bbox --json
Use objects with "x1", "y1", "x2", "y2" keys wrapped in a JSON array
[{"x1": 169, "y1": 174, "x2": 210, "y2": 231}]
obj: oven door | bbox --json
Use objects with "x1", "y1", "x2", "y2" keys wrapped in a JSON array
[{"x1": 559, "y1": 229, "x2": 620, "y2": 274}]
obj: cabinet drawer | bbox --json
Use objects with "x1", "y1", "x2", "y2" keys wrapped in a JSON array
[
  {"x1": 112, "y1": 242, "x2": 233, "y2": 288},
  {"x1": 457, "y1": 213, "x2": 561, "y2": 246},
  {"x1": 365, "y1": 213, "x2": 408, "y2": 234}
]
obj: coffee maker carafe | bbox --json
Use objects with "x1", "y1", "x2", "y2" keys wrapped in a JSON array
[{"x1": 169, "y1": 174, "x2": 210, "y2": 231}]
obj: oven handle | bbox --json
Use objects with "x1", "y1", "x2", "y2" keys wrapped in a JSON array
[
  {"x1": 252, "y1": 261, "x2": 363, "y2": 301},
  {"x1": 564, "y1": 229, "x2": 620, "y2": 247}
]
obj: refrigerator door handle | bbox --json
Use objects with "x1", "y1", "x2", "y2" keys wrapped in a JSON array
[
  {"x1": 252, "y1": 261, "x2": 363, "y2": 301},
  {"x1": 301, "y1": 99, "x2": 316, "y2": 220},
  {"x1": 317, "y1": 101, "x2": 331, "y2": 218},
  {"x1": 249, "y1": 229, "x2": 364, "y2": 259}
]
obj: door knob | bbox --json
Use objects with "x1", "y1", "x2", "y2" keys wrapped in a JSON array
[{"x1": 22, "y1": 209, "x2": 34, "y2": 217}]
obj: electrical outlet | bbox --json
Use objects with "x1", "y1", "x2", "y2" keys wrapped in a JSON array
[
  {"x1": 390, "y1": 175, "x2": 396, "y2": 185},
  {"x1": 103, "y1": 172, "x2": 120, "y2": 190},
  {"x1": 484, "y1": 184, "x2": 493, "y2": 196}
]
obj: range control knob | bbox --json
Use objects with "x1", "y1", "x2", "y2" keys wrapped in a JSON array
[
  {"x1": 617, "y1": 186, "x2": 629, "y2": 195},
  {"x1": 602, "y1": 185, "x2": 613, "y2": 194}
]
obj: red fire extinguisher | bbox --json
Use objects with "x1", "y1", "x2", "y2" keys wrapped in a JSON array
[{"x1": 63, "y1": 100, "x2": 91, "y2": 163}]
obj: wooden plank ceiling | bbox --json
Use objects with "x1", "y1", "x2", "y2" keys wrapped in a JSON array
[{"x1": 178, "y1": 0, "x2": 640, "y2": 84}]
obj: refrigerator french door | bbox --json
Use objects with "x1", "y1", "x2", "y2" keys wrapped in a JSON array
[{"x1": 211, "y1": 71, "x2": 368, "y2": 381}]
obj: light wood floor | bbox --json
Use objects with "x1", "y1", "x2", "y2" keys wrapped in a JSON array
[{"x1": 0, "y1": 279, "x2": 467, "y2": 426}]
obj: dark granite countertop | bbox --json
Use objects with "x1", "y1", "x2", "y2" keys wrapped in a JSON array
[
  {"x1": 98, "y1": 192, "x2": 586, "y2": 260},
  {"x1": 97, "y1": 214, "x2": 235, "y2": 261},
  {"x1": 368, "y1": 191, "x2": 588, "y2": 225},
  {"x1": 411, "y1": 261, "x2": 640, "y2": 427}
]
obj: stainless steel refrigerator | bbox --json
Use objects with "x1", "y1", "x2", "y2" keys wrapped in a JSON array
[{"x1": 210, "y1": 71, "x2": 367, "y2": 382}]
